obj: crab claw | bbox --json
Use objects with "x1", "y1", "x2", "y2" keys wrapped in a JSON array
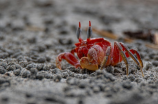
[
  {"x1": 80, "y1": 57, "x2": 98, "y2": 71},
  {"x1": 80, "y1": 45, "x2": 105, "y2": 71},
  {"x1": 56, "y1": 52, "x2": 81, "y2": 70}
]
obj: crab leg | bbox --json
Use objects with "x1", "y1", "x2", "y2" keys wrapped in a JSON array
[
  {"x1": 56, "y1": 52, "x2": 81, "y2": 70},
  {"x1": 114, "y1": 42, "x2": 129, "y2": 75},
  {"x1": 100, "y1": 46, "x2": 111, "y2": 69},
  {"x1": 119, "y1": 43, "x2": 144, "y2": 77}
]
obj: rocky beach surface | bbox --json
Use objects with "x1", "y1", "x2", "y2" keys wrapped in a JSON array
[{"x1": 0, "y1": 0, "x2": 158, "y2": 104}]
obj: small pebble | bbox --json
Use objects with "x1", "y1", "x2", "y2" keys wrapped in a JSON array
[
  {"x1": 37, "y1": 57, "x2": 46, "y2": 63},
  {"x1": 128, "y1": 75, "x2": 135, "y2": 81},
  {"x1": 62, "y1": 72, "x2": 69, "y2": 78},
  {"x1": 36, "y1": 71, "x2": 45, "y2": 80},
  {"x1": 13, "y1": 69, "x2": 21, "y2": 76},
  {"x1": 22, "y1": 70, "x2": 31, "y2": 78},
  {"x1": 0, "y1": 66, "x2": 6, "y2": 74},
  {"x1": 30, "y1": 68, "x2": 38, "y2": 75},
  {"x1": 78, "y1": 80, "x2": 89, "y2": 89},
  {"x1": 6, "y1": 65, "x2": 16, "y2": 71},
  {"x1": 152, "y1": 61, "x2": 158, "y2": 66},
  {"x1": 135, "y1": 78, "x2": 142, "y2": 83},
  {"x1": 66, "y1": 78, "x2": 79, "y2": 85},
  {"x1": 144, "y1": 62, "x2": 152, "y2": 70},
  {"x1": 122, "y1": 81, "x2": 133, "y2": 90},
  {"x1": 43, "y1": 64, "x2": 50, "y2": 71},
  {"x1": 0, "y1": 62, "x2": 8, "y2": 69},
  {"x1": 54, "y1": 74, "x2": 62, "y2": 82},
  {"x1": 93, "y1": 86, "x2": 100, "y2": 93},
  {"x1": 37, "y1": 64, "x2": 44, "y2": 71},
  {"x1": 1, "y1": 96, "x2": 9, "y2": 102},
  {"x1": 26, "y1": 63, "x2": 37, "y2": 70}
]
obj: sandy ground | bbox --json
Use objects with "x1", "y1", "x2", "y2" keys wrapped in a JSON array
[{"x1": 0, "y1": 0, "x2": 158, "y2": 104}]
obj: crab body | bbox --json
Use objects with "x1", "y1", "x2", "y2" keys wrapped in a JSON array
[{"x1": 56, "y1": 21, "x2": 144, "y2": 76}]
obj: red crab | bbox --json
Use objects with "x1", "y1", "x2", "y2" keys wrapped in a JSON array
[{"x1": 56, "y1": 21, "x2": 144, "y2": 76}]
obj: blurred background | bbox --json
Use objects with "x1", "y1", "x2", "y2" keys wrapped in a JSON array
[{"x1": 0, "y1": 0, "x2": 158, "y2": 39}]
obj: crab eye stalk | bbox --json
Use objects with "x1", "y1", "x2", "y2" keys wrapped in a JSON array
[
  {"x1": 76, "y1": 22, "x2": 83, "y2": 42},
  {"x1": 87, "y1": 21, "x2": 92, "y2": 39}
]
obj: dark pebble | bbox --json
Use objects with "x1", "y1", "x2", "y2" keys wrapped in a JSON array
[
  {"x1": 21, "y1": 69, "x2": 31, "y2": 78},
  {"x1": 0, "y1": 62, "x2": 8, "y2": 69},
  {"x1": 128, "y1": 75, "x2": 135, "y2": 81},
  {"x1": 148, "y1": 80, "x2": 154, "y2": 84},
  {"x1": 74, "y1": 74, "x2": 83, "y2": 79},
  {"x1": 66, "y1": 78, "x2": 79, "y2": 85},
  {"x1": 51, "y1": 68, "x2": 60, "y2": 74},
  {"x1": 1, "y1": 96, "x2": 9, "y2": 102},
  {"x1": 6, "y1": 65, "x2": 16, "y2": 71},
  {"x1": 19, "y1": 61, "x2": 28, "y2": 67},
  {"x1": 74, "y1": 6, "x2": 97, "y2": 15},
  {"x1": 36, "y1": 71, "x2": 45, "y2": 80},
  {"x1": 152, "y1": 61, "x2": 158, "y2": 66},
  {"x1": 122, "y1": 75, "x2": 128, "y2": 80},
  {"x1": 148, "y1": 84, "x2": 157, "y2": 89},
  {"x1": 82, "y1": 74, "x2": 88, "y2": 79},
  {"x1": 58, "y1": 38, "x2": 72, "y2": 45},
  {"x1": 99, "y1": 15, "x2": 120, "y2": 25},
  {"x1": 15, "y1": 64, "x2": 22, "y2": 70},
  {"x1": 135, "y1": 78, "x2": 142, "y2": 83},
  {"x1": 78, "y1": 97, "x2": 84, "y2": 104},
  {"x1": 33, "y1": 44, "x2": 46, "y2": 53},
  {"x1": 103, "y1": 72, "x2": 116, "y2": 81},
  {"x1": 105, "y1": 66, "x2": 114, "y2": 74},
  {"x1": 28, "y1": 36, "x2": 37, "y2": 44},
  {"x1": 0, "y1": 34, "x2": 5, "y2": 41},
  {"x1": 35, "y1": 0, "x2": 53, "y2": 7},
  {"x1": 144, "y1": 62, "x2": 152, "y2": 70},
  {"x1": 104, "y1": 92, "x2": 113, "y2": 98},
  {"x1": 43, "y1": 64, "x2": 50, "y2": 71},
  {"x1": 90, "y1": 72, "x2": 96, "y2": 77},
  {"x1": 25, "y1": 93, "x2": 33, "y2": 98},
  {"x1": 78, "y1": 80, "x2": 89, "y2": 89},
  {"x1": 149, "y1": 52, "x2": 156, "y2": 59},
  {"x1": 122, "y1": 81, "x2": 133, "y2": 90},
  {"x1": 45, "y1": 73, "x2": 53, "y2": 79},
  {"x1": 0, "y1": 66, "x2": 6, "y2": 74},
  {"x1": 13, "y1": 69, "x2": 21, "y2": 76},
  {"x1": 62, "y1": 72, "x2": 69, "y2": 78},
  {"x1": 43, "y1": 16, "x2": 54, "y2": 25},
  {"x1": 69, "y1": 71, "x2": 75, "y2": 77},
  {"x1": 37, "y1": 57, "x2": 46, "y2": 63},
  {"x1": 5, "y1": 72, "x2": 13, "y2": 77},
  {"x1": 96, "y1": 70, "x2": 103, "y2": 76},
  {"x1": 30, "y1": 68, "x2": 38, "y2": 75},
  {"x1": 45, "y1": 55, "x2": 51, "y2": 62},
  {"x1": 54, "y1": 74, "x2": 62, "y2": 82},
  {"x1": 50, "y1": 64, "x2": 56, "y2": 69},
  {"x1": 37, "y1": 64, "x2": 44, "y2": 71},
  {"x1": 26, "y1": 63, "x2": 37, "y2": 70},
  {"x1": 150, "y1": 74, "x2": 154, "y2": 78},
  {"x1": 59, "y1": 27, "x2": 69, "y2": 34},
  {"x1": 112, "y1": 84, "x2": 121, "y2": 93}
]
